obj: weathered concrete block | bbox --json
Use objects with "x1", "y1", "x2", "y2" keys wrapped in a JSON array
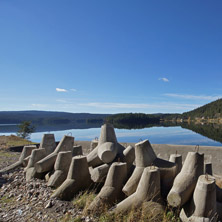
[
  {"x1": 40, "y1": 134, "x2": 56, "y2": 155},
  {"x1": 122, "y1": 145, "x2": 135, "y2": 172},
  {"x1": 123, "y1": 140, "x2": 156, "y2": 196},
  {"x1": 72, "y1": 145, "x2": 83, "y2": 156},
  {"x1": 112, "y1": 166, "x2": 161, "y2": 214},
  {"x1": 90, "y1": 163, "x2": 111, "y2": 183},
  {"x1": 98, "y1": 142, "x2": 117, "y2": 163},
  {"x1": 180, "y1": 175, "x2": 217, "y2": 221},
  {"x1": 0, "y1": 145, "x2": 37, "y2": 173},
  {"x1": 35, "y1": 153, "x2": 57, "y2": 173},
  {"x1": 204, "y1": 162, "x2": 213, "y2": 175},
  {"x1": 48, "y1": 151, "x2": 72, "y2": 188},
  {"x1": 35, "y1": 135, "x2": 74, "y2": 173},
  {"x1": 54, "y1": 135, "x2": 74, "y2": 153},
  {"x1": 51, "y1": 156, "x2": 92, "y2": 200},
  {"x1": 153, "y1": 157, "x2": 177, "y2": 198},
  {"x1": 90, "y1": 139, "x2": 98, "y2": 151},
  {"x1": 169, "y1": 153, "x2": 182, "y2": 174},
  {"x1": 25, "y1": 148, "x2": 46, "y2": 170},
  {"x1": 167, "y1": 152, "x2": 204, "y2": 207},
  {"x1": 25, "y1": 148, "x2": 46, "y2": 181},
  {"x1": 87, "y1": 162, "x2": 127, "y2": 212},
  {"x1": 87, "y1": 124, "x2": 118, "y2": 167},
  {"x1": 87, "y1": 146, "x2": 103, "y2": 168},
  {"x1": 98, "y1": 123, "x2": 117, "y2": 146}
]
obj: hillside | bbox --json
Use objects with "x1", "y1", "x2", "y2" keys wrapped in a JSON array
[
  {"x1": 0, "y1": 111, "x2": 109, "y2": 125},
  {"x1": 181, "y1": 99, "x2": 222, "y2": 120},
  {"x1": 106, "y1": 113, "x2": 180, "y2": 128},
  {"x1": 106, "y1": 99, "x2": 222, "y2": 127}
]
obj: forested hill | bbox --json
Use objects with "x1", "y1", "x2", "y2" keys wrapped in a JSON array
[
  {"x1": 106, "y1": 113, "x2": 178, "y2": 128},
  {"x1": 0, "y1": 111, "x2": 109, "y2": 125},
  {"x1": 181, "y1": 99, "x2": 222, "y2": 119},
  {"x1": 105, "y1": 99, "x2": 222, "y2": 127}
]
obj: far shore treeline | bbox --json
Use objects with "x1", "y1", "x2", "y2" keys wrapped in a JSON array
[
  {"x1": 0, "y1": 111, "x2": 109, "y2": 125},
  {"x1": 0, "y1": 99, "x2": 222, "y2": 127}
]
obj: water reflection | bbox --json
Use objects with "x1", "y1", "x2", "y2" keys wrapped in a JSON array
[{"x1": 0, "y1": 122, "x2": 222, "y2": 146}]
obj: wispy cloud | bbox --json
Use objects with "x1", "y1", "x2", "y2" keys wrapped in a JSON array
[
  {"x1": 164, "y1": 93, "x2": 222, "y2": 100},
  {"x1": 70, "y1": 88, "x2": 77, "y2": 92},
  {"x1": 56, "y1": 88, "x2": 67, "y2": 92},
  {"x1": 159, "y1": 77, "x2": 169, "y2": 82},
  {"x1": 31, "y1": 104, "x2": 47, "y2": 108},
  {"x1": 56, "y1": 99, "x2": 68, "y2": 103},
  {"x1": 78, "y1": 102, "x2": 199, "y2": 111}
]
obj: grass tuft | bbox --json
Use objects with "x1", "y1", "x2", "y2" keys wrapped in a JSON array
[{"x1": 60, "y1": 191, "x2": 181, "y2": 222}]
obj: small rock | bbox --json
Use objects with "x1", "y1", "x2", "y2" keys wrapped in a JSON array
[
  {"x1": 31, "y1": 197, "x2": 37, "y2": 201},
  {"x1": 45, "y1": 200, "x2": 53, "y2": 209},
  {"x1": 9, "y1": 193, "x2": 14, "y2": 198}
]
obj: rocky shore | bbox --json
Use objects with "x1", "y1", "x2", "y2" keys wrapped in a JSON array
[
  {"x1": 0, "y1": 148, "x2": 90, "y2": 222},
  {"x1": 1, "y1": 139, "x2": 222, "y2": 222}
]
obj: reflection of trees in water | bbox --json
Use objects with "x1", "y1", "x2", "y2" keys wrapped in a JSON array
[
  {"x1": 113, "y1": 121, "x2": 222, "y2": 144},
  {"x1": 180, "y1": 122, "x2": 222, "y2": 144},
  {"x1": 113, "y1": 121, "x2": 180, "y2": 129}
]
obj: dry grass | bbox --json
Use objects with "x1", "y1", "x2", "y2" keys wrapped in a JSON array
[
  {"x1": 61, "y1": 191, "x2": 181, "y2": 222},
  {"x1": 0, "y1": 135, "x2": 35, "y2": 149}
]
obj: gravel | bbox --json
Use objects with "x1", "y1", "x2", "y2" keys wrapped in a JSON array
[{"x1": 0, "y1": 149, "x2": 85, "y2": 222}]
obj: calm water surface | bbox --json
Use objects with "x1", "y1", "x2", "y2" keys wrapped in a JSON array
[{"x1": 1, "y1": 125, "x2": 221, "y2": 146}]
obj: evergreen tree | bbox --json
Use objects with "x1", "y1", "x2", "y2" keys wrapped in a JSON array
[{"x1": 17, "y1": 121, "x2": 35, "y2": 139}]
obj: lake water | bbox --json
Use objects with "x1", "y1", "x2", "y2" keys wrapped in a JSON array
[{"x1": 1, "y1": 125, "x2": 222, "y2": 146}]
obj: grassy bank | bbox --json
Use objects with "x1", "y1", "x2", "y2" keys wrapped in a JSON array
[{"x1": 0, "y1": 135, "x2": 35, "y2": 149}]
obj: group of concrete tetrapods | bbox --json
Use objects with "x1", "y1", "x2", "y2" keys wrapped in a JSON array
[{"x1": 1, "y1": 123, "x2": 222, "y2": 221}]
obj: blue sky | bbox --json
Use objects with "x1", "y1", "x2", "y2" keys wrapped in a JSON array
[{"x1": 0, "y1": 0, "x2": 222, "y2": 114}]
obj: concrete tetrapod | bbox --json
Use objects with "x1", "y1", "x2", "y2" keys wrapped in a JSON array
[
  {"x1": 216, "y1": 201, "x2": 222, "y2": 221},
  {"x1": 0, "y1": 145, "x2": 36, "y2": 173},
  {"x1": 98, "y1": 142, "x2": 118, "y2": 164},
  {"x1": 87, "y1": 146, "x2": 104, "y2": 168},
  {"x1": 167, "y1": 152, "x2": 204, "y2": 207},
  {"x1": 122, "y1": 145, "x2": 135, "y2": 173},
  {"x1": 87, "y1": 162, "x2": 127, "y2": 212},
  {"x1": 98, "y1": 123, "x2": 117, "y2": 145},
  {"x1": 90, "y1": 163, "x2": 111, "y2": 183},
  {"x1": 153, "y1": 157, "x2": 177, "y2": 198},
  {"x1": 51, "y1": 156, "x2": 92, "y2": 201},
  {"x1": 112, "y1": 166, "x2": 161, "y2": 214},
  {"x1": 90, "y1": 145, "x2": 134, "y2": 183},
  {"x1": 87, "y1": 124, "x2": 119, "y2": 167},
  {"x1": 90, "y1": 139, "x2": 98, "y2": 151},
  {"x1": 180, "y1": 175, "x2": 217, "y2": 222},
  {"x1": 25, "y1": 148, "x2": 46, "y2": 181},
  {"x1": 97, "y1": 124, "x2": 118, "y2": 163},
  {"x1": 47, "y1": 151, "x2": 72, "y2": 188},
  {"x1": 122, "y1": 140, "x2": 157, "y2": 196},
  {"x1": 72, "y1": 145, "x2": 83, "y2": 156},
  {"x1": 39, "y1": 134, "x2": 56, "y2": 155},
  {"x1": 35, "y1": 135, "x2": 74, "y2": 173},
  {"x1": 204, "y1": 162, "x2": 212, "y2": 175},
  {"x1": 169, "y1": 153, "x2": 182, "y2": 174},
  {"x1": 23, "y1": 156, "x2": 31, "y2": 167}
]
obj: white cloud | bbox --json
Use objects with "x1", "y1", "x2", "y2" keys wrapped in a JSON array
[
  {"x1": 164, "y1": 93, "x2": 222, "y2": 100},
  {"x1": 56, "y1": 88, "x2": 67, "y2": 92},
  {"x1": 159, "y1": 77, "x2": 169, "y2": 82},
  {"x1": 70, "y1": 88, "x2": 77, "y2": 92}
]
